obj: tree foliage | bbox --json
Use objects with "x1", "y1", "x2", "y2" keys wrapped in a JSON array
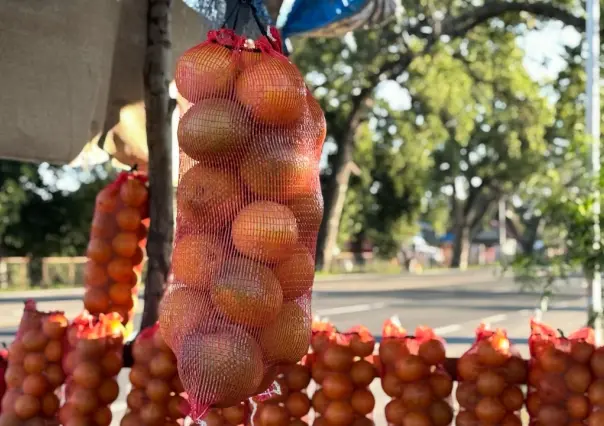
[{"x1": 0, "y1": 160, "x2": 113, "y2": 258}]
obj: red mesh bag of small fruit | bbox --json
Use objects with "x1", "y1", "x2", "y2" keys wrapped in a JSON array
[
  {"x1": 310, "y1": 328, "x2": 377, "y2": 426},
  {"x1": 381, "y1": 322, "x2": 453, "y2": 426},
  {"x1": 85, "y1": 169, "x2": 149, "y2": 336},
  {"x1": 60, "y1": 312, "x2": 124, "y2": 425},
  {"x1": 0, "y1": 300, "x2": 67, "y2": 425},
  {"x1": 456, "y1": 324, "x2": 527, "y2": 426},
  {"x1": 160, "y1": 7, "x2": 326, "y2": 419},
  {"x1": 249, "y1": 360, "x2": 313, "y2": 426},
  {"x1": 528, "y1": 320, "x2": 596, "y2": 425},
  {"x1": 121, "y1": 323, "x2": 188, "y2": 425}
]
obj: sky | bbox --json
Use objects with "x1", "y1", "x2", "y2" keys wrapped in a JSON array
[{"x1": 45, "y1": 9, "x2": 583, "y2": 192}]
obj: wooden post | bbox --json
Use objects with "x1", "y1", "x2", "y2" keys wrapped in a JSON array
[{"x1": 141, "y1": 0, "x2": 174, "y2": 330}]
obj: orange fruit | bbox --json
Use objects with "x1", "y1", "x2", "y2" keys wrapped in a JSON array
[
  {"x1": 177, "y1": 164, "x2": 242, "y2": 230},
  {"x1": 177, "y1": 99, "x2": 249, "y2": 161},
  {"x1": 131, "y1": 246, "x2": 144, "y2": 266},
  {"x1": 94, "y1": 406, "x2": 113, "y2": 426},
  {"x1": 149, "y1": 352, "x2": 178, "y2": 379},
  {"x1": 567, "y1": 394, "x2": 590, "y2": 420},
  {"x1": 98, "y1": 378, "x2": 120, "y2": 404},
  {"x1": 120, "y1": 178, "x2": 148, "y2": 208},
  {"x1": 14, "y1": 394, "x2": 41, "y2": 419},
  {"x1": 112, "y1": 232, "x2": 139, "y2": 257},
  {"x1": 240, "y1": 143, "x2": 316, "y2": 200},
  {"x1": 232, "y1": 201, "x2": 299, "y2": 263},
  {"x1": 273, "y1": 244, "x2": 314, "y2": 300},
  {"x1": 95, "y1": 187, "x2": 118, "y2": 213},
  {"x1": 565, "y1": 363, "x2": 592, "y2": 393},
  {"x1": 73, "y1": 362, "x2": 103, "y2": 389},
  {"x1": 287, "y1": 191, "x2": 323, "y2": 251},
  {"x1": 259, "y1": 302, "x2": 311, "y2": 364},
  {"x1": 401, "y1": 381, "x2": 433, "y2": 409},
  {"x1": 476, "y1": 370, "x2": 506, "y2": 396},
  {"x1": 395, "y1": 354, "x2": 430, "y2": 382},
  {"x1": 109, "y1": 282, "x2": 132, "y2": 305},
  {"x1": 501, "y1": 385, "x2": 524, "y2": 411},
  {"x1": 159, "y1": 285, "x2": 218, "y2": 349},
  {"x1": 83, "y1": 288, "x2": 111, "y2": 314},
  {"x1": 212, "y1": 257, "x2": 283, "y2": 327},
  {"x1": 90, "y1": 212, "x2": 117, "y2": 239},
  {"x1": 84, "y1": 261, "x2": 108, "y2": 288},
  {"x1": 306, "y1": 90, "x2": 327, "y2": 155},
  {"x1": 385, "y1": 398, "x2": 406, "y2": 424},
  {"x1": 239, "y1": 49, "x2": 262, "y2": 69},
  {"x1": 429, "y1": 400, "x2": 454, "y2": 426},
  {"x1": 44, "y1": 340, "x2": 63, "y2": 362},
  {"x1": 175, "y1": 42, "x2": 236, "y2": 102},
  {"x1": 475, "y1": 396, "x2": 506, "y2": 424},
  {"x1": 350, "y1": 359, "x2": 376, "y2": 388},
  {"x1": 87, "y1": 238, "x2": 112, "y2": 263},
  {"x1": 107, "y1": 257, "x2": 134, "y2": 282},
  {"x1": 323, "y1": 400, "x2": 355, "y2": 426},
  {"x1": 418, "y1": 339, "x2": 446, "y2": 365},
  {"x1": 22, "y1": 374, "x2": 48, "y2": 397},
  {"x1": 350, "y1": 388, "x2": 375, "y2": 416},
  {"x1": 286, "y1": 392, "x2": 311, "y2": 418},
  {"x1": 171, "y1": 234, "x2": 224, "y2": 289},
  {"x1": 178, "y1": 329, "x2": 264, "y2": 408},
  {"x1": 41, "y1": 393, "x2": 60, "y2": 417},
  {"x1": 236, "y1": 56, "x2": 306, "y2": 125},
  {"x1": 116, "y1": 207, "x2": 142, "y2": 231},
  {"x1": 322, "y1": 372, "x2": 354, "y2": 400}
]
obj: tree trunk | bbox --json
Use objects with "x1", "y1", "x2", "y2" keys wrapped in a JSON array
[
  {"x1": 316, "y1": 138, "x2": 355, "y2": 272},
  {"x1": 141, "y1": 0, "x2": 173, "y2": 330},
  {"x1": 451, "y1": 224, "x2": 470, "y2": 270}
]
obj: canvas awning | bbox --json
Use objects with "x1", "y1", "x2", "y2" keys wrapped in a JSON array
[{"x1": 0, "y1": 0, "x2": 212, "y2": 168}]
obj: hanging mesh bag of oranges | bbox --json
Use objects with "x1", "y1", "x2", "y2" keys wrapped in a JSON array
[
  {"x1": 0, "y1": 300, "x2": 68, "y2": 426},
  {"x1": 160, "y1": 1, "x2": 327, "y2": 420},
  {"x1": 527, "y1": 320, "x2": 596, "y2": 425},
  {"x1": 85, "y1": 169, "x2": 149, "y2": 336},
  {"x1": 455, "y1": 324, "x2": 527, "y2": 426}
]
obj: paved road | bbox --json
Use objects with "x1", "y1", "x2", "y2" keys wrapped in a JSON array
[{"x1": 0, "y1": 271, "x2": 589, "y2": 425}]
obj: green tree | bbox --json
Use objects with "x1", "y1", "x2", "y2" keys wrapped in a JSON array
[
  {"x1": 291, "y1": 0, "x2": 590, "y2": 271},
  {"x1": 0, "y1": 160, "x2": 113, "y2": 284},
  {"x1": 412, "y1": 25, "x2": 554, "y2": 268}
]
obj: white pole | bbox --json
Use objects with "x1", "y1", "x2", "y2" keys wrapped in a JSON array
[{"x1": 586, "y1": 0, "x2": 602, "y2": 344}]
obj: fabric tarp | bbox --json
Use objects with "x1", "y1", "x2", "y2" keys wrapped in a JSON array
[{"x1": 0, "y1": 0, "x2": 211, "y2": 167}]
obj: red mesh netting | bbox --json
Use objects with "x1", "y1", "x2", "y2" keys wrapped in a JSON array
[
  {"x1": 527, "y1": 320, "x2": 596, "y2": 425},
  {"x1": 161, "y1": 27, "x2": 326, "y2": 421},
  {"x1": 60, "y1": 312, "x2": 125, "y2": 425},
  {"x1": 121, "y1": 323, "x2": 189, "y2": 424},
  {"x1": 85, "y1": 171, "x2": 149, "y2": 336},
  {"x1": 379, "y1": 321, "x2": 453, "y2": 426},
  {"x1": 0, "y1": 300, "x2": 68, "y2": 425},
  {"x1": 455, "y1": 324, "x2": 527, "y2": 425}
]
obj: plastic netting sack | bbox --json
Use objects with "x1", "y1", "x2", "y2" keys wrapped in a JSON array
[
  {"x1": 161, "y1": 26, "x2": 326, "y2": 421},
  {"x1": 379, "y1": 320, "x2": 453, "y2": 426},
  {"x1": 250, "y1": 360, "x2": 313, "y2": 425},
  {"x1": 60, "y1": 312, "x2": 124, "y2": 425},
  {"x1": 85, "y1": 170, "x2": 149, "y2": 336},
  {"x1": 310, "y1": 327, "x2": 377, "y2": 426},
  {"x1": 121, "y1": 323, "x2": 188, "y2": 425},
  {"x1": 0, "y1": 300, "x2": 68, "y2": 425},
  {"x1": 455, "y1": 324, "x2": 527, "y2": 426},
  {"x1": 528, "y1": 320, "x2": 596, "y2": 425}
]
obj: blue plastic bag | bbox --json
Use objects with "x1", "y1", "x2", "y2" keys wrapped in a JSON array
[
  {"x1": 182, "y1": 0, "x2": 273, "y2": 28},
  {"x1": 280, "y1": 0, "x2": 399, "y2": 39}
]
